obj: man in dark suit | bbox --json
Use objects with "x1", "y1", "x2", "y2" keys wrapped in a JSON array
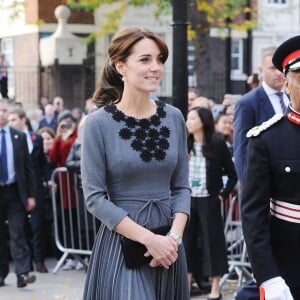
[
  {"x1": 241, "y1": 35, "x2": 300, "y2": 300},
  {"x1": 38, "y1": 103, "x2": 58, "y2": 132},
  {"x1": 8, "y1": 108, "x2": 48, "y2": 273},
  {"x1": 233, "y1": 46, "x2": 289, "y2": 184},
  {"x1": 0, "y1": 98, "x2": 37, "y2": 288}
]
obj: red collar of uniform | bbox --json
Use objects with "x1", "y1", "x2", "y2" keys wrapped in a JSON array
[{"x1": 287, "y1": 111, "x2": 300, "y2": 125}]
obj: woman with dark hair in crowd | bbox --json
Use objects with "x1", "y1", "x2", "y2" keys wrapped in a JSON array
[
  {"x1": 184, "y1": 106, "x2": 237, "y2": 300},
  {"x1": 215, "y1": 111, "x2": 234, "y2": 155}
]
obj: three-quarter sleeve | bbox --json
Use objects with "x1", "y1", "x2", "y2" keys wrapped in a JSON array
[
  {"x1": 81, "y1": 113, "x2": 128, "y2": 231},
  {"x1": 170, "y1": 110, "x2": 191, "y2": 216}
]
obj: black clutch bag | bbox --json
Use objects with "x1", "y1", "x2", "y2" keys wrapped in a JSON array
[{"x1": 120, "y1": 225, "x2": 170, "y2": 269}]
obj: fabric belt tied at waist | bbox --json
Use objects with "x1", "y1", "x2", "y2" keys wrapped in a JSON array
[{"x1": 270, "y1": 199, "x2": 300, "y2": 223}]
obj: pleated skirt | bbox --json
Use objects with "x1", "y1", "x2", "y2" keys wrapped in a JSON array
[{"x1": 83, "y1": 223, "x2": 189, "y2": 300}]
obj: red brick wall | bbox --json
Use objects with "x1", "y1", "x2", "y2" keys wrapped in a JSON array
[{"x1": 25, "y1": 0, "x2": 94, "y2": 24}]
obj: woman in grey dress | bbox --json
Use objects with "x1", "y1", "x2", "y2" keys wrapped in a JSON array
[{"x1": 81, "y1": 27, "x2": 191, "y2": 299}]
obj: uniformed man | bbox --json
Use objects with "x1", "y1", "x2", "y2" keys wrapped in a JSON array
[{"x1": 241, "y1": 35, "x2": 300, "y2": 299}]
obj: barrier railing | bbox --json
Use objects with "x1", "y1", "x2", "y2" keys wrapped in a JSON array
[
  {"x1": 51, "y1": 167, "x2": 100, "y2": 274},
  {"x1": 220, "y1": 190, "x2": 252, "y2": 287}
]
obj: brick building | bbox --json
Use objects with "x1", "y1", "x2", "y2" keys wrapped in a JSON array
[{"x1": 0, "y1": 0, "x2": 95, "y2": 109}]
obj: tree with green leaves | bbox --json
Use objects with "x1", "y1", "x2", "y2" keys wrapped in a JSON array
[{"x1": 67, "y1": 0, "x2": 255, "y2": 99}]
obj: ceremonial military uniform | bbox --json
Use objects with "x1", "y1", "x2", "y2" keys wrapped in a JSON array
[
  {"x1": 242, "y1": 108, "x2": 300, "y2": 288},
  {"x1": 241, "y1": 35, "x2": 300, "y2": 299}
]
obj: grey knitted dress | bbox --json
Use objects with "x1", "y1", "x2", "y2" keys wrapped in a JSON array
[{"x1": 81, "y1": 100, "x2": 191, "y2": 300}]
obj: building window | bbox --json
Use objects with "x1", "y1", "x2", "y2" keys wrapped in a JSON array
[
  {"x1": 267, "y1": 0, "x2": 286, "y2": 4},
  {"x1": 0, "y1": 38, "x2": 13, "y2": 98},
  {"x1": 188, "y1": 43, "x2": 197, "y2": 87},
  {"x1": 231, "y1": 39, "x2": 243, "y2": 74}
]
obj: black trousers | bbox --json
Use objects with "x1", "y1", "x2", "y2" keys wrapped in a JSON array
[
  {"x1": 183, "y1": 195, "x2": 228, "y2": 277},
  {"x1": 0, "y1": 184, "x2": 31, "y2": 277}
]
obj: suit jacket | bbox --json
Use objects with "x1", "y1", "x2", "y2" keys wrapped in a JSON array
[
  {"x1": 10, "y1": 127, "x2": 36, "y2": 207},
  {"x1": 30, "y1": 132, "x2": 47, "y2": 204},
  {"x1": 241, "y1": 108, "x2": 300, "y2": 287},
  {"x1": 233, "y1": 86, "x2": 275, "y2": 183},
  {"x1": 38, "y1": 117, "x2": 57, "y2": 132}
]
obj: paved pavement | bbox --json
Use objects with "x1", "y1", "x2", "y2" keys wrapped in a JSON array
[{"x1": 0, "y1": 258, "x2": 237, "y2": 300}]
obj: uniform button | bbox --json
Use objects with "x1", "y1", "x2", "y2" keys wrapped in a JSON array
[{"x1": 285, "y1": 166, "x2": 291, "y2": 173}]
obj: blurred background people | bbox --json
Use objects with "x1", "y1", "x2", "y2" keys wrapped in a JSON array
[
  {"x1": 8, "y1": 108, "x2": 49, "y2": 273},
  {"x1": 215, "y1": 111, "x2": 234, "y2": 155},
  {"x1": 246, "y1": 73, "x2": 260, "y2": 90},
  {"x1": 39, "y1": 96, "x2": 50, "y2": 115},
  {"x1": 39, "y1": 103, "x2": 58, "y2": 132},
  {"x1": 84, "y1": 98, "x2": 97, "y2": 114},
  {"x1": 188, "y1": 87, "x2": 199, "y2": 111},
  {"x1": 190, "y1": 96, "x2": 212, "y2": 111},
  {"x1": 49, "y1": 110, "x2": 78, "y2": 270},
  {"x1": 0, "y1": 98, "x2": 36, "y2": 288},
  {"x1": 38, "y1": 126, "x2": 57, "y2": 258},
  {"x1": 53, "y1": 96, "x2": 65, "y2": 119}
]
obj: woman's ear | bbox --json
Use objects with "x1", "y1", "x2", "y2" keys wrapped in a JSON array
[{"x1": 115, "y1": 61, "x2": 124, "y2": 76}]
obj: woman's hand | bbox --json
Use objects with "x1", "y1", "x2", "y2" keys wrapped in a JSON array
[
  {"x1": 143, "y1": 234, "x2": 179, "y2": 269},
  {"x1": 56, "y1": 122, "x2": 75, "y2": 141}
]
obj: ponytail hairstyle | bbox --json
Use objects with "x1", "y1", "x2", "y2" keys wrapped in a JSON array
[
  {"x1": 187, "y1": 106, "x2": 216, "y2": 159},
  {"x1": 93, "y1": 27, "x2": 169, "y2": 108}
]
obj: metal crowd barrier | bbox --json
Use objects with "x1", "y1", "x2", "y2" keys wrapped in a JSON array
[
  {"x1": 220, "y1": 190, "x2": 252, "y2": 287},
  {"x1": 51, "y1": 167, "x2": 100, "y2": 274}
]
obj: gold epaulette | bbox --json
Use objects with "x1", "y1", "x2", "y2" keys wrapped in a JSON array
[{"x1": 246, "y1": 114, "x2": 284, "y2": 138}]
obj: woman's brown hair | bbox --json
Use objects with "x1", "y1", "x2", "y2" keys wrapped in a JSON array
[{"x1": 93, "y1": 27, "x2": 169, "y2": 108}]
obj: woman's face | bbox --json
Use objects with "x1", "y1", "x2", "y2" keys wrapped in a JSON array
[
  {"x1": 186, "y1": 110, "x2": 203, "y2": 135},
  {"x1": 215, "y1": 114, "x2": 233, "y2": 137},
  {"x1": 41, "y1": 131, "x2": 54, "y2": 153},
  {"x1": 116, "y1": 38, "x2": 164, "y2": 94}
]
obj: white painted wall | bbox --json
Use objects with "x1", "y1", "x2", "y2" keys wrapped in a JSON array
[
  {"x1": 94, "y1": 4, "x2": 173, "y2": 97},
  {"x1": 251, "y1": 0, "x2": 300, "y2": 73}
]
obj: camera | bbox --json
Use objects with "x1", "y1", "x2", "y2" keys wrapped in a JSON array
[{"x1": 61, "y1": 123, "x2": 72, "y2": 130}]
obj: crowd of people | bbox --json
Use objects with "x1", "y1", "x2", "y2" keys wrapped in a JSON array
[
  {"x1": 0, "y1": 94, "x2": 97, "y2": 288},
  {"x1": 1, "y1": 27, "x2": 300, "y2": 300}
]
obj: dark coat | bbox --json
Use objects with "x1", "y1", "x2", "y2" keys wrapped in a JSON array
[
  {"x1": 29, "y1": 132, "x2": 48, "y2": 207},
  {"x1": 10, "y1": 127, "x2": 36, "y2": 206},
  {"x1": 233, "y1": 86, "x2": 275, "y2": 183},
  {"x1": 241, "y1": 108, "x2": 300, "y2": 287},
  {"x1": 205, "y1": 136, "x2": 237, "y2": 200}
]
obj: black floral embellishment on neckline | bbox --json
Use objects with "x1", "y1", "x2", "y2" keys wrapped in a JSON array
[
  {"x1": 154, "y1": 149, "x2": 166, "y2": 161},
  {"x1": 145, "y1": 138, "x2": 157, "y2": 151},
  {"x1": 112, "y1": 110, "x2": 124, "y2": 122},
  {"x1": 160, "y1": 126, "x2": 170, "y2": 138},
  {"x1": 134, "y1": 128, "x2": 147, "y2": 139},
  {"x1": 139, "y1": 119, "x2": 151, "y2": 129},
  {"x1": 131, "y1": 139, "x2": 143, "y2": 151},
  {"x1": 126, "y1": 116, "x2": 137, "y2": 128},
  {"x1": 148, "y1": 128, "x2": 159, "y2": 139},
  {"x1": 150, "y1": 115, "x2": 161, "y2": 126},
  {"x1": 119, "y1": 128, "x2": 132, "y2": 140},
  {"x1": 159, "y1": 138, "x2": 169, "y2": 150},
  {"x1": 141, "y1": 150, "x2": 152, "y2": 162},
  {"x1": 104, "y1": 100, "x2": 170, "y2": 162}
]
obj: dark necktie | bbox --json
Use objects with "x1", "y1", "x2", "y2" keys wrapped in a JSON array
[
  {"x1": 276, "y1": 92, "x2": 287, "y2": 113},
  {"x1": 0, "y1": 129, "x2": 8, "y2": 183}
]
